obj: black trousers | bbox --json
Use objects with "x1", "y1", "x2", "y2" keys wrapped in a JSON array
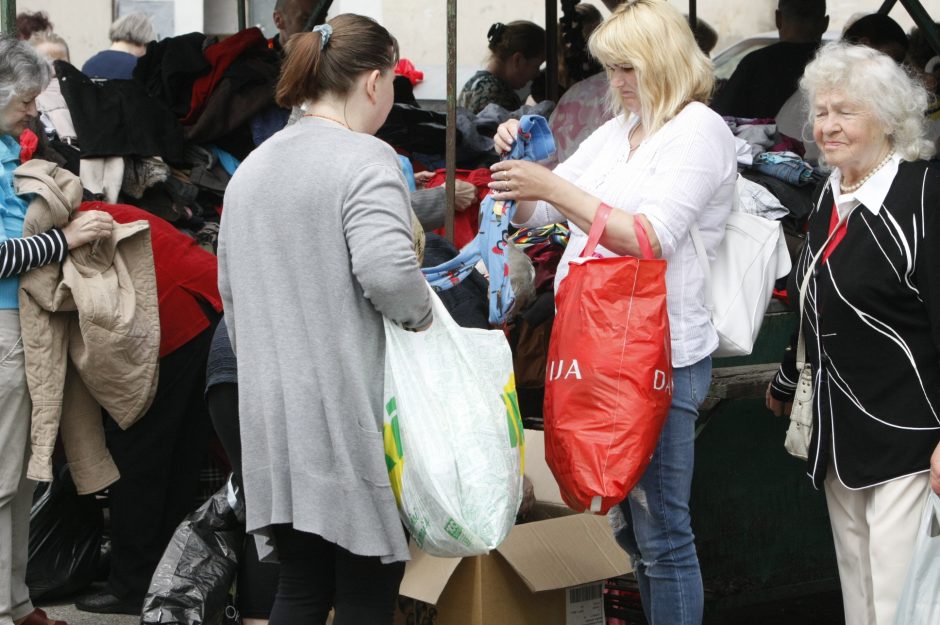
[
  {"x1": 206, "y1": 382, "x2": 280, "y2": 619},
  {"x1": 268, "y1": 525, "x2": 405, "y2": 625},
  {"x1": 103, "y1": 324, "x2": 215, "y2": 599}
]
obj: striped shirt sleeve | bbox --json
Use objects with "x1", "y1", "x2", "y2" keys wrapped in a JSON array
[{"x1": 0, "y1": 228, "x2": 68, "y2": 279}]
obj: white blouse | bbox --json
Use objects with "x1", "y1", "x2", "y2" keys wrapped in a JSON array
[{"x1": 521, "y1": 102, "x2": 738, "y2": 367}]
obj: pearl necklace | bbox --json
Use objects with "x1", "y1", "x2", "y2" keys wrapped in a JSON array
[
  {"x1": 304, "y1": 112, "x2": 349, "y2": 129},
  {"x1": 840, "y1": 150, "x2": 894, "y2": 193}
]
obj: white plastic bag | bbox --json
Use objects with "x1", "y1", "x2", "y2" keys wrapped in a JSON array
[
  {"x1": 383, "y1": 287, "x2": 524, "y2": 557},
  {"x1": 893, "y1": 492, "x2": 940, "y2": 625}
]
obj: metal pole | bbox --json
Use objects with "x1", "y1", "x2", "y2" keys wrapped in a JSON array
[
  {"x1": 237, "y1": 0, "x2": 246, "y2": 32},
  {"x1": 304, "y1": 0, "x2": 335, "y2": 31},
  {"x1": 546, "y1": 0, "x2": 559, "y2": 102},
  {"x1": 878, "y1": 0, "x2": 900, "y2": 13},
  {"x1": 898, "y1": 0, "x2": 940, "y2": 56},
  {"x1": 1, "y1": 0, "x2": 15, "y2": 37},
  {"x1": 689, "y1": 0, "x2": 697, "y2": 28},
  {"x1": 445, "y1": 0, "x2": 457, "y2": 243}
]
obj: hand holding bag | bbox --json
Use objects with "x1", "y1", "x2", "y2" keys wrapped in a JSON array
[{"x1": 544, "y1": 204, "x2": 672, "y2": 514}]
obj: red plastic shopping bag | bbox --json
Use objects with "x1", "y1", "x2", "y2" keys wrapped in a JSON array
[{"x1": 544, "y1": 204, "x2": 673, "y2": 514}]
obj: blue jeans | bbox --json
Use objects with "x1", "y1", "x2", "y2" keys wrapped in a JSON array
[{"x1": 613, "y1": 357, "x2": 711, "y2": 625}]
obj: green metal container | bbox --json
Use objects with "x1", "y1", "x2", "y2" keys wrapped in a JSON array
[{"x1": 693, "y1": 309, "x2": 843, "y2": 624}]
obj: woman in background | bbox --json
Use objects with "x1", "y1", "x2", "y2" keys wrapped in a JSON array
[{"x1": 458, "y1": 20, "x2": 545, "y2": 114}]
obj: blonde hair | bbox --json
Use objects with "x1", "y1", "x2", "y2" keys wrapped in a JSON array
[{"x1": 588, "y1": 0, "x2": 714, "y2": 134}]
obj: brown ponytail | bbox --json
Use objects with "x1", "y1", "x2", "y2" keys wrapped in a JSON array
[{"x1": 276, "y1": 13, "x2": 399, "y2": 108}]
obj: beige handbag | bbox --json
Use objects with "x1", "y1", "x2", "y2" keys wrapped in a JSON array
[
  {"x1": 784, "y1": 330, "x2": 814, "y2": 459},
  {"x1": 783, "y1": 208, "x2": 852, "y2": 460}
]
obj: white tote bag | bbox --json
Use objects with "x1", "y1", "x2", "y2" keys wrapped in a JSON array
[
  {"x1": 893, "y1": 492, "x2": 940, "y2": 625},
  {"x1": 691, "y1": 177, "x2": 792, "y2": 358},
  {"x1": 382, "y1": 286, "x2": 524, "y2": 557}
]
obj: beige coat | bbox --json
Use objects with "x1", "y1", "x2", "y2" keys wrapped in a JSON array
[{"x1": 13, "y1": 159, "x2": 161, "y2": 494}]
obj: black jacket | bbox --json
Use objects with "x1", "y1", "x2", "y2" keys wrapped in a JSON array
[{"x1": 791, "y1": 161, "x2": 940, "y2": 489}]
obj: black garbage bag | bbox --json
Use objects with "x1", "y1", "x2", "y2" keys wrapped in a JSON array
[
  {"x1": 141, "y1": 479, "x2": 245, "y2": 625},
  {"x1": 26, "y1": 467, "x2": 103, "y2": 600}
]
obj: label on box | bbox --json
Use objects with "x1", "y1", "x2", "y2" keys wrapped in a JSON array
[{"x1": 565, "y1": 582, "x2": 605, "y2": 625}]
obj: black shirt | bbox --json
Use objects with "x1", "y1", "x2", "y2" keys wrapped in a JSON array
[{"x1": 712, "y1": 41, "x2": 820, "y2": 119}]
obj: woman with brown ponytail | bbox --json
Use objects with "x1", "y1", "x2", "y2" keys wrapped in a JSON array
[
  {"x1": 218, "y1": 14, "x2": 432, "y2": 625},
  {"x1": 458, "y1": 20, "x2": 546, "y2": 114}
]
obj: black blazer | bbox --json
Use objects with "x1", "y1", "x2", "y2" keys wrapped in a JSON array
[{"x1": 796, "y1": 160, "x2": 940, "y2": 489}]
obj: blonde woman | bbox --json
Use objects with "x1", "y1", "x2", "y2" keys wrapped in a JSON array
[{"x1": 490, "y1": 2, "x2": 736, "y2": 623}]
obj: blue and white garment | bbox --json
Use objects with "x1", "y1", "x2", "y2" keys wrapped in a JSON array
[{"x1": 422, "y1": 115, "x2": 555, "y2": 325}]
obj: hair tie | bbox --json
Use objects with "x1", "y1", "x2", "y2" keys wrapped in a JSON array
[
  {"x1": 313, "y1": 23, "x2": 332, "y2": 49},
  {"x1": 487, "y1": 22, "x2": 506, "y2": 44}
]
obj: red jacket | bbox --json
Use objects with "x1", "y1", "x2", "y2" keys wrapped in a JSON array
[{"x1": 81, "y1": 201, "x2": 222, "y2": 357}]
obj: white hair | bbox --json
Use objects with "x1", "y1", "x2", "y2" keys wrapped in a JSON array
[
  {"x1": 800, "y1": 41, "x2": 935, "y2": 162},
  {"x1": 0, "y1": 36, "x2": 51, "y2": 114},
  {"x1": 109, "y1": 12, "x2": 157, "y2": 46}
]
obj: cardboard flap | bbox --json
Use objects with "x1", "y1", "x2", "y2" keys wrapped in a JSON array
[
  {"x1": 496, "y1": 514, "x2": 633, "y2": 592},
  {"x1": 398, "y1": 541, "x2": 464, "y2": 604}
]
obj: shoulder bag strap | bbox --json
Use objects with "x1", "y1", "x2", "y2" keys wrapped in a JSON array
[{"x1": 795, "y1": 205, "x2": 854, "y2": 367}]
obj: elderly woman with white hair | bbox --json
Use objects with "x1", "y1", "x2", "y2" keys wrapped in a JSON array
[
  {"x1": 766, "y1": 41, "x2": 940, "y2": 625},
  {"x1": 0, "y1": 36, "x2": 112, "y2": 625},
  {"x1": 82, "y1": 12, "x2": 156, "y2": 80}
]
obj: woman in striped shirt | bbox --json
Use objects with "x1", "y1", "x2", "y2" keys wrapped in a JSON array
[{"x1": 0, "y1": 36, "x2": 112, "y2": 625}]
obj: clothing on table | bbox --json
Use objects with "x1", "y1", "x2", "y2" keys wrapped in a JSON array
[
  {"x1": 218, "y1": 116, "x2": 432, "y2": 565},
  {"x1": 133, "y1": 32, "x2": 211, "y2": 118},
  {"x1": 611, "y1": 357, "x2": 712, "y2": 625},
  {"x1": 35, "y1": 78, "x2": 77, "y2": 144},
  {"x1": 458, "y1": 70, "x2": 521, "y2": 115},
  {"x1": 267, "y1": 524, "x2": 405, "y2": 625},
  {"x1": 547, "y1": 72, "x2": 614, "y2": 166},
  {"x1": 711, "y1": 41, "x2": 820, "y2": 119},
  {"x1": 81, "y1": 50, "x2": 139, "y2": 80},
  {"x1": 181, "y1": 50, "x2": 281, "y2": 158},
  {"x1": 770, "y1": 157, "x2": 940, "y2": 489},
  {"x1": 55, "y1": 61, "x2": 186, "y2": 163},
  {"x1": 519, "y1": 103, "x2": 737, "y2": 367},
  {"x1": 182, "y1": 27, "x2": 268, "y2": 125},
  {"x1": 751, "y1": 151, "x2": 823, "y2": 186}
]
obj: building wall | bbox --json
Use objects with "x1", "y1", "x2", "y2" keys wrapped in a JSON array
[{"x1": 6, "y1": 0, "x2": 940, "y2": 93}]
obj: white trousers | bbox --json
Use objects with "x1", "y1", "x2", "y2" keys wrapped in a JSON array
[
  {"x1": 824, "y1": 468, "x2": 930, "y2": 625},
  {"x1": 0, "y1": 310, "x2": 34, "y2": 625}
]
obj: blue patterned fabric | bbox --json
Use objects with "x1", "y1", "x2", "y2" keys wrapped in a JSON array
[{"x1": 422, "y1": 115, "x2": 555, "y2": 325}]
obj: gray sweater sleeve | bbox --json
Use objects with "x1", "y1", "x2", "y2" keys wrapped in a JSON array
[
  {"x1": 343, "y1": 162, "x2": 432, "y2": 330},
  {"x1": 410, "y1": 187, "x2": 445, "y2": 231}
]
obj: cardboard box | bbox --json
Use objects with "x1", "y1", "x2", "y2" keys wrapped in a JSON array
[{"x1": 395, "y1": 429, "x2": 632, "y2": 625}]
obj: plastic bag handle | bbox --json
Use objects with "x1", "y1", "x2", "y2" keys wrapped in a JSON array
[
  {"x1": 582, "y1": 203, "x2": 655, "y2": 260},
  {"x1": 633, "y1": 216, "x2": 655, "y2": 260},
  {"x1": 581, "y1": 202, "x2": 613, "y2": 258}
]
